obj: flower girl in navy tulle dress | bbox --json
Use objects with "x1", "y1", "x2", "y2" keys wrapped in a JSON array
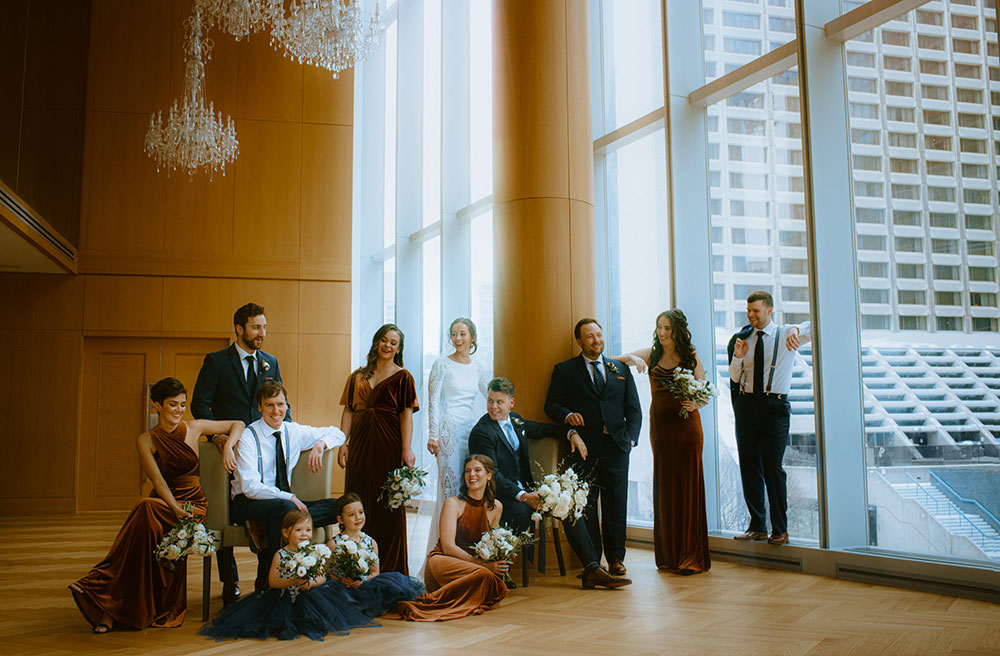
[
  {"x1": 199, "y1": 509, "x2": 378, "y2": 641},
  {"x1": 329, "y1": 494, "x2": 425, "y2": 617}
]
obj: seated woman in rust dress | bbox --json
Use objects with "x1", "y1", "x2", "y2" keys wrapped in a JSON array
[
  {"x1": 391, "y1": 454, "x2": 509, "y2": 621},
  {"x1": 68, "y1": 377, "x2": 244, "y2": 633}
]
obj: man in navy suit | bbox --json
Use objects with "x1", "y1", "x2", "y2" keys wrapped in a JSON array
[
  {"x1": 191, "y1": 302, "x2": 291, "y2": 592},
  {"x1": 470, "y1": 377, "x2": 630, "y2": 589},
  {"x1": 545, "y1": 318, "x2": 642, "y2": 577}
]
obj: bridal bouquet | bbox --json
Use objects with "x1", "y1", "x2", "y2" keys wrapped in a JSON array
[
  {"x1": 530, "y1": 466, "x2": 590, "y2": 525},
  {"x1": 378, "y1": 465, "x2": 428, "y2": 510},
  {"x1": 279, "y1": 542, "x2": 332, "y2": 585},
  {"x1": 661, "y1": 368, "x2": 717, "y2": 418},
  {"x1": 154, "y1": 502, "x2": 216, "y2": 569},
  {"x1": 329, "y1": 539, "x2": 379, "y2": 581},
  {"x1": 471, "y1": 525, "x2": 535, "y2": 583}
]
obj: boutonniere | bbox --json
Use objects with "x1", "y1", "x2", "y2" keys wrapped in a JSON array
[
  {"x1": 511, "y1": 417, "x2": 524, "y2": 427},
  {"x1": 607, "y1": 361, "x2": 620, "y2": 374},
  {"x1": 261, "y1": 360, "x2": 270, "y2": 372}
]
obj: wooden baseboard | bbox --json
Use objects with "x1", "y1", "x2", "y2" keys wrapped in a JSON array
[{"x1": 0, "y1": 497, "x2": 76, "y2": 514}]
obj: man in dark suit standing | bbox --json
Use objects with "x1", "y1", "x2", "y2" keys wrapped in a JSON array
[
  {"x1": 544, "y1": 318, "x2": 642, "y2": 577},
  {"x1": 191, "y1": 302, "x2": 291, "y2": 593},
  {"x1": 470, "y1": 377, "x2": 629, "y2": 589}
]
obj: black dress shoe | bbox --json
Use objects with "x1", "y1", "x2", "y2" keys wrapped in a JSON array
[
  {"x1": 506, "y1": 579, "x2": 517, "y2": 590},
  {"x1": 581, "y1": 566, "x2": 632, "y2": 590}
]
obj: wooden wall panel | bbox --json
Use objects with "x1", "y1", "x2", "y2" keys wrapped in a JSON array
[
  {"x1": 0, "y1": 329, "x2": 80, "y2": 506},
  {"x1": 82, "y1": 112, "x2": 166, "y2": 254},
  {"x1": 231, "y1": 279, "x2": 300, "y2": 335},
  {"x1": 303, "y1": 67, "x2": 354, "y2": 126},
  {"x1": 299, "y1": 280, "x2": 351, "y2": 335},
  {"x1": 161, "y1": 276, "x2": 232, "y2": 333},
  {"x1": 263, "y1": 333, "x2": 299, "y2": 407},
  {"x1": 0, "y1": 3, "x2": 27, "y2": 187},
  {"x1": 163, "y1": 171, "x2": 235, "y2": 258},
  {"x1": 85, "y1": 0, "x2": 172, "y2": 114},
  {"x1": 297, "y1": 333, "x2": 350, "y2": 495},
  {"x1": 300, "y1": 124, "x2": 353, "y2": 281},
  {"x1": 0, "y1": 273, "x2": 84, "y2": 330},
  {"x1": 161, "y1": 337, "x2": 230, "y2": 418},
  {"x1": 236, "y1": 36, "x2": 303, "y2": 122},
  {"x1": 232, "y1": 121, "x2": 303, "y2": 261},
  {"x1": 83, "y1": 275, "x2": 163, "y2": 332}
]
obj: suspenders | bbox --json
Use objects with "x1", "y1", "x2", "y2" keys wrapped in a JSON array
[
  {"x1": 246, "y1": 424, "x2": 290, "y2": 484},
  {"x1": 740, "y1": 326, "x2": 782, "y2": 395}
]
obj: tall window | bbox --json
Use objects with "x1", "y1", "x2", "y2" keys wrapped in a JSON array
[{"x1": 846, "y1": 3, "x2": 1000, "y2": 564}]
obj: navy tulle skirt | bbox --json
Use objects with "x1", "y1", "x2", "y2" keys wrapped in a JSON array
[
  {"x1": 199, "y1": 582, "x2": 379, "y2": 641},
  {"x1": 349, "y1": 572, "x2": 425, "y2": 617}
]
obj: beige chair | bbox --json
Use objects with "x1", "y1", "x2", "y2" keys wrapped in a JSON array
[{"x1": 199, "y1": 442, "x2": 337, "y2": 614}]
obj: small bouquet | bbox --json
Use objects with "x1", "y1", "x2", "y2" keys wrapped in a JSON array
[
  {"x1": 154, "y1": 503, "x2": 216, "y2": 569},
  {"x1": 530, "y1": 466, "x2": 590, "y2": 525},
  {"x1": 471, "y1": 525, "x2": 535, "y2": 584},
  {"x1": 279, "y1": 542, "x2": 332, "y2": 586},
  {"x1": 329, "y1": 538, "x2": 379, "y2": 581},
  {"x1": 378, "y1": 466, "x2": 428, "y2": 510},
  {"x1": 661, "y1": 368, "x2": 717, "y2": 418}
]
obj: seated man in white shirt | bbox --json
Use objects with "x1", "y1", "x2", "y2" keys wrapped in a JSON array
[{"x1": 223, "y1": 380, "x2": 345, "y2": 591}]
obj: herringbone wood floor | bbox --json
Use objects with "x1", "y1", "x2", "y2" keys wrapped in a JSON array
[{"x1": 2, "y1": 512, "x2": 998, "y2": 655}]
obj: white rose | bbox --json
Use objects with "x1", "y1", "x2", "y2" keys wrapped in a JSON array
[
  {"x1": 344, "y1": 540, "x2": 358, "y2": 554},
  {"x1": 303, "y1": 555, "x2": 317, "y2": 567},
  {"x1": 357, "y1": 558, "x2": 369, "y2": 572},
  {"x1": 166, "y1": 544, "x2": 182, "y2": 560},
  {"x1": 176, "y1": 529, "x2": 188, "y2": 540},
  {"x1": 297, "y1": 566, "x2": 307, "y2": 577},
  {"x1": 315, "y1": 544, "x2": 331, "y2": 557},
  {"x1": 531, "y1": 512, "x2": 542, "y2": 521}
]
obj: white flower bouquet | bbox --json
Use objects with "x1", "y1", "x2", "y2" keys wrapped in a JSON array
[
  {"x1": 154, "y1": 502, "x2": 216, "y2": 570},
  {"x1": 278, "y1": 542, "x2": 332, "y2": 585},
  {"x1": 530, "y1": 466, "x2": 590, "y2": 525},
  {"x1": 329, "y1": 538, "x2": 379, "y2": 581},
  {"x1": 661, "y1": 367, "x2": 717, "y2": 418},
  {"x1": 378, "y1": 466, "x2": 428, "y2": 510},
  {"x1": 470, "y1": 525, "x2": 535, "y2": 583}
]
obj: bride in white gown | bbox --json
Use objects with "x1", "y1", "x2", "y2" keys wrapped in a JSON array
[{"x1": 419, "y1": 318, "x2": 490, "y2": 565}]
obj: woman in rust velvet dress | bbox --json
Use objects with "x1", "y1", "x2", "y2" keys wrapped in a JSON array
[
  {"x1": 391, "y1": 454, "x2": 508, "y2": 621},
  {"x1": 68, "y1": 377, "x2": 244, "y2": 633},
  {"x1": 620, "y1": 310, "x2": 712, "y2": 574},
  {"x1": 338, "y1": 323, "x2": 419, "y2": 575}
]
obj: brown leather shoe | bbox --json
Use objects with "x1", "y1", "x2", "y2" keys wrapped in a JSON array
[
  {"x1": 246, "y1": 520, "x2": 268, "y2": 553},
  {"x1": 581, "y1": 566, "x2": 632, "y2": 590},
  {"x1": 734, "y1": 530, "x2": 768, "y2": 541},
  {"x1": 608, "y1": 559, "x2": 627, "y2": 576},
  {"x1": 767, "y1": 532, "x2": 789, "y2": 545}
]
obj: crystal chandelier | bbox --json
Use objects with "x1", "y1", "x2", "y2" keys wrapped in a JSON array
[
  {"x1": 200, "y1": 0, "x2": 283, "y2": 41},
  {"x1": 144, "y1": 7, "x2": 238, "y2": 179},
  {"x1": 273, "y1": 0, "x2": 383, "y2": 79}
]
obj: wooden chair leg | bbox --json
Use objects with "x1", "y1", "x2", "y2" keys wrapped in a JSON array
[
  {"x1": 552, "y1": 524, "x2": 567, "y2": 576},
  {"x1": 537, "y1": 520, "x2": 547, "y2": 574},
  {"x1": 202, "y1": 555, "x2": 212, "y2": 621},
  {"x1": 522, "y1": 549, "x2": 530, "y2": 587},
  {"x1": 221, "y1": 547, "x2": 236, "y2": 607}
]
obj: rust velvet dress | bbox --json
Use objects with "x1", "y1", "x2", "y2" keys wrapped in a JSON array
[
  {"x1": 391, "y1": 496, "x2": 506, "y2": 621},
  {"x1": 649, "y1": 365, "x2": 711, "y2": 574},
  {"x1": 70, "y1": 423, "x2": 207, "y2": 629},
  {"x1": 341, "y1": 369, "x2": 419, "y2": 574}
]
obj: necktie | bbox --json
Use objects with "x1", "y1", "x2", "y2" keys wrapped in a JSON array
[
  {"x1": 502, "y1": 421, "x2": 519, "y2": 451},
  {"x1": 274, "y1": 431, "x2": 291, "y2": 493},
  {"x1": 245, "y1": 354, "x2": 257, "y2": 391},
  {"x1": 591, "y1": 360, "x2": 606, "y2": 395},
  {"x1": 753, "y1": 331, "x2": 765, "y2": 395}
]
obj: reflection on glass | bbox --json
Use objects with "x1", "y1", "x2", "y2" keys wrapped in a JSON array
[
  {"x1": 702, "y1": 0, "x2": 795, "y2": 84},
  {"x1": 598, "y1": 0, "x2": 663, "y2": 133},
  {"x1": 470, "y1": 211, "x2": 495, "y2": 373},
  {"x1": 384, "y1": 22, "x2": 398, "y2": 249},
  {"x1": 846, "y1": 5, "x2": 1000, "y2": 563},
  {"x1": 602, "y1": 128, "x2": 668, "y2": 527},
  {"x1": 470, "y1": 0, "x2": 492, "y2": 201},
  {"x1": 708, "y1": 68, "x2": 821, "y2": 541},
  {"x1": 418, "y1": 236, "x2": 441, "y2": 483},
  {"x1": 422, "y1": 0, "x2": 442, "y2": 227},
  {"x1": 383, "y1": 257, "x2": 395, "y2": 323}
]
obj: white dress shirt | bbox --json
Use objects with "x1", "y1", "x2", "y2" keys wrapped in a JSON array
[
  {"x1": 235, "y1": 343, "x2": 257, "y2": 378},
  {"x1": 728, "y1": 320, "x2": 811, "y2": 396},
  {"x1": 232, "y1": 418, "x2": 346, "y2": 500}
]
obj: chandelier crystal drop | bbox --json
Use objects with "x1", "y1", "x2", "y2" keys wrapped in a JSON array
[
  {"x1": 199, "y1": 0, "x2": 283, "y2": 41},
  {"x1": 144, "y1": 7, "x2": 238, "y2": 179},
  {"x1": 273, "y1": 0, "x2": 383, "y2": 79}
]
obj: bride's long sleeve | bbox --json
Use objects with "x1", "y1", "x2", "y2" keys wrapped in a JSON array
[
  {"x1": 476, "y1": 357, "x2": 492, "y2": 398},
  {"x1": 427, "y1": 357, "x2": 446, "y2": 441}
]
